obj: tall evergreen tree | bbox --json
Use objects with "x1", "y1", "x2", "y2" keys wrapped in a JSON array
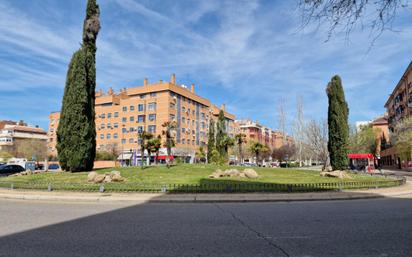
[
  {"x1": 57, "y1": 0, "x2": 100, "y2": 172},
  {"x1": 207, "y1": 119, "x2": 215, "y2": 162},
  {"x1": 215, "y1": 110, "x2": 227, "y2": 156},
  {"x1": 327, "y1": 75, "x2": 349, "y2": 170}
]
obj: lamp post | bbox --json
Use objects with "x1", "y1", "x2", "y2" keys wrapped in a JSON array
[{"x1": 121, "y1": 124, "x2": 125, "y2": 167}]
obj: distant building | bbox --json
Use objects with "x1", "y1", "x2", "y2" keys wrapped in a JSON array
[
  {"x1": 0, "y1": 121, "x2": 48, "y2": 158},
  {"x1": 235, "y1": 119, "x2": 294, "y2": 150},
  {"x1": 48, "y1": 74, "x2": 236, "y2": 162}
]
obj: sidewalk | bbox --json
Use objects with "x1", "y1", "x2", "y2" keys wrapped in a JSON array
[{"x1": 0, "y1": 181, "x2": 411, "y2": 203}]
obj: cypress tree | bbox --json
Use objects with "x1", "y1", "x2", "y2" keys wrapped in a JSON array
[
  {"x1": 327, "y1": 75, "x2": 349, "y2": 170},
  {"x1": 57, "y1": 0, "x2": 100, "y2": 172},
  {"x1": 215, "y1": 110, "x2": 227, "y2": 156},
  {"x1": 207, "y1": 119, "x2": 215, "y2": 162}
]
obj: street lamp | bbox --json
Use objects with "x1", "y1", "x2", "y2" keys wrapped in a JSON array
[{"x1": 121, "y1": 124, "x2": 125, "y2": 167}]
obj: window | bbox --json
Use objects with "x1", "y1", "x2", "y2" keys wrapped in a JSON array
[
  {"x1": 114, "y1": 123, "x2": 119, "y2": 128},
  {"x1": 182, "y1": 107, "x2": 186, "y2": 112},
  {"x1": 148, "y1": 125, "x2": 156, "y2": 133},
  {"x1": 101, "y1": 123, "x2": 105, "y2": 129},
  {"x1": 140, "y1": 94, "x2": 146, "y2": 99},
  {"x1": 122, "y1": 117, "x2": 127, "y2": 123},
  {"x1": 107, "y1": 123, "x2": 111, "y2": 128},
  {"x1": 201, "y1": 113, "x2": 205, "y2": 119},
  {"x1": 130, "y1": 127, "x2": 135, "y2": 132},
  {"x1": 114, "y1": 112, "x2": 119, "y2": 118},
  {"x1": 188, "y1": 108, "x2": 191, "y2": 114},
  {"x1": 114, "y1": 133, "x2": 118, "y2": 139},
  {"x1": 192, "y1": 120, "x2": 195, "y2": 126},
  {"x1": 122, "y1": 127, "x2": 127, "y2": 133},
  {"x1": 182, "y1": 139, "x2": 186, "y2": 144},
  {"x1": 182, "y1": 128, "x2": 186, "y2": 133},
  {"x1": 107, "y1": 113, "x2": 112, "y2": 118},
  {"x1": 187, "y1": 119, "x2": 190, "y2": 125},
  {"x1": 137, "y1": 126, "x2": 144, "y2": 133},
  {"x1": 100, "y1": 134, "x2": 104, "y2": 139},
  {"x1": 130, "y1": 106, "x2": 135, "y2": 111},
  {"x1": 138, "y1": 104, "x2": 144, "y2": 112},
  {"x1": 130, "y1": 116, "x2": 135, "y2": 122},
  {"x1": 107, "y1": 134, "x2": 111, "y2": 139},
  {"x1": 192, "y1": 110, "x2": 195, "y2": 116},
  {"x1": 101, "y1": 113, "x2": 106, "y2": 119},
  {"x1": 150, "y1": 92, "x2": 157, "y2": 97},
  {"x1": 122, "y1": 106, "x2": 127, "y2": 112},
  {"x1": 170, "y1": 102, "x2": 175, "y2": 108},
  {"x1": 129, "y1": 138, "x2": 134, "y2": 143},
  {"x1": 148, "y1": 102, "x2": 157, "y2": 111},
  {"x1": 192, "y1": 140, "x2": 195, "y2": 145},
  {"x1": 182, "y1": 117, "x2": 186, "y2": 123},
  {"x1": 138, "y1": 138, "x2": 143, "y2": 145},
  {"x1": 149, "y1": 114, "x2": 156, "y2": 122},
  {"x1": 138, "y1": 115, "x2": 145, "y2": 123},
  {"x1": 169, "y1": 114, "x2": 175, "y2": 121},
  {"x1": 121, "y1": 139, "x2": 126, "y2": 144},
  {"x1": 192, "y1": 130, "x2": 195, "y2": 135}
]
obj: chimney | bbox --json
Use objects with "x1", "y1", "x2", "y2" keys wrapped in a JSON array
[
  {"x1": 221, "y1": 104, "x2": 226, "y2": 111},
  {"x1": 108, "y1": 87, "x2": 113, "y2": 95},
  {"x1": 171, "y1": 74, "x2": 176, "y2": 84},
  {"x1": 191, "y1": 84, "x2": 195, "y2": 93},
  {"x1": 144, "y1": 78, "x2": 148, "y2": 86},
  {"x1": 159, "y1": 79, "x2": 163, "y2": 83}
]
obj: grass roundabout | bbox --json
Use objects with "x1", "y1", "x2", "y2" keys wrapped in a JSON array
[{"x1": 0, "y1": 164, "x2": 404, "y2": 193}]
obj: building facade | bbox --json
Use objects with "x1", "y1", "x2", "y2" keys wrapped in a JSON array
[
  {"x1": 381, "y1": 61, "x2": 412, "y2": 170},
  {"x1": 0, "y1": 121, "x2": 48, "y2": 159},
  {"x1": 235, "y1": 119, "x2": 294, "y2": 150},
  {"x1": 47, "y1": 74, "x2": 236, "y2": 160}
]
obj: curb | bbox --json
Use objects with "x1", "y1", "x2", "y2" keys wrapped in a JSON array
[{"x1": 1, "y1": 188, "x2": 411, "y2": 203}]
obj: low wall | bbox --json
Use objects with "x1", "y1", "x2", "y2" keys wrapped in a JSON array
[{"x1": 94, "y1": 161, "x2": 118, "y2": 169}]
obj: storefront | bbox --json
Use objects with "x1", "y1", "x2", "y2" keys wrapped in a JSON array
[{"x1": 348, "y1": 153, "x2": 375, "y2": 172}]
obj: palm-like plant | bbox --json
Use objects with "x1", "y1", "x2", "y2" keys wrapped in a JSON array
[
  {"x1": 249, "y1": 141, "x2": 264, "y2": 165},
  {"x1": 162, "y1": 121, "x2": 177, "y2": 168},
  {"x1": 234, "y1": 133, "x2": 247, "y2": 164},
  {"x1": 149, "y1": 135, "x2": 162, "y2": 165},
  {"x1": 139, "y1": 131, "x2": 153, "y2": 168},
  {"x1": 221, "y1": 135, "x2": 235, "y2": 158}
]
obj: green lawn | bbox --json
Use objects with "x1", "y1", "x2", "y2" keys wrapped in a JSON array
[{"x1": 0, "y1": 164, "x2": 390, "y2": 185}]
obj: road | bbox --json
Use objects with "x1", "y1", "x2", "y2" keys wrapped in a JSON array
[{"x1": 0, "y1": 197, "x2": 411, "y2": 257}]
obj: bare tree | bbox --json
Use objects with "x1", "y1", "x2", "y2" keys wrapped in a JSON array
[
  {"x1": 278, "y1": 98, "x2": 287, "y2": 145},
  {"x1": 299, "y1": 0, "x2": 408, "y2": 43},
  {"x1": 293, "y1": 96, "x2": 305, "y2": 167},
  {"x1": 305, "y1": 119, "x2": 329, "y2": 170}
]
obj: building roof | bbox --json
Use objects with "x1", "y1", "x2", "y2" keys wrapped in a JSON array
[
  {"x1": 372, "y1": 116, "x2": 388, "y2": 126},
  {"x1": 384, "y1": 61, "x2": 412, "y2": 108},
  {"x1": 4, "y1": 125, "x2": 47, "y2": 135}
]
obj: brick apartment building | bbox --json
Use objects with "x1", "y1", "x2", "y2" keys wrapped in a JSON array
[
  {"x1": 235, "y1": 119, "x2": 294, "y2": 150},
  {"x1": 381, "y1": 61, "x2": 412, "y2": 170},
  {"x1": 48, "y1": 74, "x2": 236, "y2": 161}
]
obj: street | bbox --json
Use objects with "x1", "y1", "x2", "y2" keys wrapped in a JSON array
[{"x1": 0, "y1": 197, "x2": 412, "y2": 257}]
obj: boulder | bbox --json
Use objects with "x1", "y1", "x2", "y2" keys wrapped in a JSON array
[
  {"x1": 224, "y1": 169, "x2": 240, "y2": 177},
  {"x1": 103, "y1": 175, "x2": 113, "y2": 183},
  {"x1": 320, "y1": 171, "x2": 352, "y2": 179},
  {"x1": 87, "y1": 172, "x2": 98, "y2": 182},
  {"x1": 93, "y1": 174, "x2": 106, "y2": 184},
  {"x1": 243, "y1": 169, "x2": 259, "y2": 179},
  {"x1": 110, "y1": 170, "x2": 121, "y2": 177},
  {"x1": 111, "y1": 173, "x2": 124, "y2": 182}
]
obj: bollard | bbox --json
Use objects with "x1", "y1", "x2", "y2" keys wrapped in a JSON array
[
  {"x1": 48, "y1": 183, "x2": 53, "y2": 192},
  {"x1": 10, "y1": 183, "x2": 14, "y2": 190},
  {"x1": 161, "y1": 185, "x2": 167, "y2": 193},
  {"x1": 99, "y1": 184, "x2": 105, "y2": 193}
]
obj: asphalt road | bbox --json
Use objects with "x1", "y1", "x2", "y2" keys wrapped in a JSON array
[{"x1": 0, "y1": 197, "x2": 411, "y2": 257}]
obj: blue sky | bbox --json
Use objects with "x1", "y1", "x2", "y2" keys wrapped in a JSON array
[{"x1": 0, "y1": 0, "x2": 411, "y2": 132}]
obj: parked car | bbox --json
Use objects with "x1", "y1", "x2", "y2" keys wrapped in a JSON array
[
  {"x1": 48, "y1": 164, "x2": 61, "y2": 171},
  {"x1": 0, "y1": 164, "x2": 25, "y2": 175}
]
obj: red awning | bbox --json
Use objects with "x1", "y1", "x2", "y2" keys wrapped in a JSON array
[
  {"x1": 348, "y1": 153, "x2": 374, "y2": 159},
  {"x1": 155, "y1": 156, "x2": 174, "y2": 160}
]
